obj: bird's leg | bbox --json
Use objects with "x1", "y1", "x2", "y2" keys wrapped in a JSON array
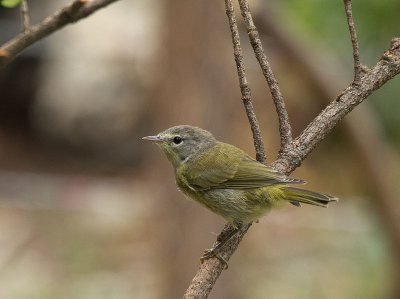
[{"x1": 200, "y1": 221, "x2": 243, "y2": 269}]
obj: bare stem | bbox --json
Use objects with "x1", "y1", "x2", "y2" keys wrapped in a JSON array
[
  {"x1": 343, "y1": 0, "x2": 363, "y2": 82},
  {"x1": 20, "y1": 0, "x2": 30, "y2": 33},
  {"x1": 224, "y1": 0, "x2": 266, "y2": 164},
  {"x1": 0, "y1": 0, "x2": 121, "y2": 67},
  {"x1": 238, "y1": 0, "x2": 292, "y2": 151}
]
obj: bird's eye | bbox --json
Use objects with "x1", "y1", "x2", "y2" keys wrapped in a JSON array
[{"x1": 172, "y1": 136, "x2": 183, "y2": 145}]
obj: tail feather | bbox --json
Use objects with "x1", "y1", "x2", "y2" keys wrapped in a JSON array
[{"x1": 283, "y1": 187, "x2": 338, "y2": 208}]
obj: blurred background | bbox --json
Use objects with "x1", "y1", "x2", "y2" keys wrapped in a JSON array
[{"x1": 0, "y1": 0, "x2": 400, "y2": 298}]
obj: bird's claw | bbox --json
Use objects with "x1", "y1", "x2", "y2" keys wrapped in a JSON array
[{"x1": 200, "y1": 248, "x2": 229, "y2": 270}]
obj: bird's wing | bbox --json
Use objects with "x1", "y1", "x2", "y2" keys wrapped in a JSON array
[
  {"x1": 183, "y1": 143, "x2": 303, "y2": 191},
  {"x1": 220, "y1": 155, "x2": 304, "y2": 189}
]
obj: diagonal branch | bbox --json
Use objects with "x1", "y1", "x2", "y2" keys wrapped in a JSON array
[
  {"x1": 273, "y1": 38, "x2": 400, "y2": 174},
  {"x1": 183, "y1": 37, "x2": 400, "y2": 299},
  {"x1": 343, "y1": 0, "x2": 364, "y2": 83},
  {"x1": 238, "y1": 0, "x2": 292, "y2": 152},
  {"x1": 224, "y1": 0, "x2": 266, "y2": 164},
  {"x1": 0, "y1": 0, "x2": 121, "y2": 68}
]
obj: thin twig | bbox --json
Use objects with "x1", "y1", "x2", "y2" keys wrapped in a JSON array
[
  {"x1": 224, "y1": 0, "x2": 266, "y2": 164},
  {"x1": 183, "y1": 37, "x2": 400, "y2": 299},
  {"x1": 20, "y1": 0, "x2": 30, "y2": 33},
  {"x1": 343, "y1": 0, "x2": 363, "y2": 83},
  {"x1": 0, "y1": 0, "x2": 120, "y2": 67},
  {"x1": 238, "y1": 0, "x2": 292, "y2": 151}
]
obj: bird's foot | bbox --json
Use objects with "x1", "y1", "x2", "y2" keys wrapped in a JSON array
[
  {"x1": 199, "y1": 221, "x2": 243, "y2": 270},
  {"x1": 200, "y1": 247, "x2": 228, "y2": 270}
]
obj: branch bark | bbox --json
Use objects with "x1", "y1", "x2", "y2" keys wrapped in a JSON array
[
  {"x1": 0, "y1": 0, "x2": 121, "y2": 67},
  {"x1": 183, "y1": 37, "x2": 400, "y2": 299}
]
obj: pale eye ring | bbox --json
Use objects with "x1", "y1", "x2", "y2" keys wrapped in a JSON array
[{"x1": 172, "y1": 136, "x2": 183, "y2": 145}]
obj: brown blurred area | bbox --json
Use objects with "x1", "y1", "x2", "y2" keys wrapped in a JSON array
[{"x1": 0, "y1": 0, "x2": 399, "y2": 298}]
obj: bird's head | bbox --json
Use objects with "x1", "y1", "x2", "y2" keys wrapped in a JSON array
[{"x1": 142, "y1": 125, "x2": 217, "y2": 168}]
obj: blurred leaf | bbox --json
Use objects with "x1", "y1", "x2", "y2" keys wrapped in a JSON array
[{"x1": 0, "y1": 0, "x2": 23, "y2": 8}]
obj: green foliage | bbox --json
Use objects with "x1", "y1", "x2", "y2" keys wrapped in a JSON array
[{"x1": 0, "y1": 0, "x2": 23, "y2": 8}]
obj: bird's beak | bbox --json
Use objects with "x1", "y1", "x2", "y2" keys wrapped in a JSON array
[{"x1": 142, "y1": 135, "x2": 162, "y2": 142}]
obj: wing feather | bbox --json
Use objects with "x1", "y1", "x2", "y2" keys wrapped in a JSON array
[{"x1": 182, "y1": 142, "x2": 303, "y2": 191}]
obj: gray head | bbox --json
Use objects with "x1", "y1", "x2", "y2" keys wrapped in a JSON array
[{"x1": 142, "y1": 125, "x2": 217, "y2": 168}]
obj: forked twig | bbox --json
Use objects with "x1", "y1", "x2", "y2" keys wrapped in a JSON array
[
  {"x1": 238, "y1": 0, "x2": 292, "y2": 151},
  {"x1": 272, "y1": 38, "x2": 400, "y2": 174},
  {"x1": 224, "y1": 0, "x2": 266, "y2": 164}
]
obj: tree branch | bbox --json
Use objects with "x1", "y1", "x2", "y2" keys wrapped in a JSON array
[
  {"x1": 183, "y1": 37, "x2": 400, "y2": 299},
  {"x1": 343, "y1": 0, "x2": 364, "y2": 83},
  {"x1": 0, "y1": 0, "x2": 121, "y2": 67},
  {"x1": 224, "y1": 0, "x2": 266, "y2": 164},
  {"x1": 238, "y1": 0, "x2": 292, "y2": 152}
]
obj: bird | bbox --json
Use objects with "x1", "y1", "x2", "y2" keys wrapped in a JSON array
[{"x1": 143, "y1": 125, "x2": 337, "y2": 262}]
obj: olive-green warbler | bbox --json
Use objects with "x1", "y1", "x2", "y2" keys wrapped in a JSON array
[
  {"x1": 143, "y1": 125, "x2": 337, "y2": 261},
  {"x1": 143, "y1": 125, "x2": 336, "y2": 219}
]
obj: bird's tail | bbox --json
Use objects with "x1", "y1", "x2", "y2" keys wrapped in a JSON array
[{"x1": 282, "y1": 186, "x2": 338, "y2": 208}]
